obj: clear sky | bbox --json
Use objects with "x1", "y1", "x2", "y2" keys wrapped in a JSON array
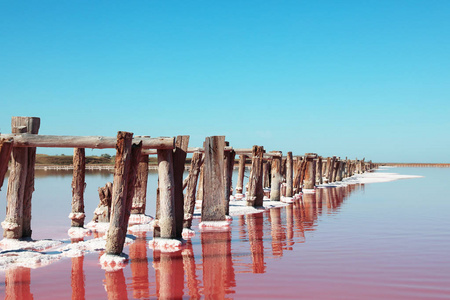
[{"x1": 1, "y1": 1, "x2": 449, "y2": 163}]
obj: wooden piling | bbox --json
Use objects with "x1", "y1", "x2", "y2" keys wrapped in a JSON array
[
  {"x1": 235, "y1": 155, "x2": 247, "y2": 194},
  {"x1": 3, "y1": 117, "x2": 40, "y2": 239},
  {"x1": 270, "y1": 151, "x2": 282, "y2": 201},
  {"x1": 0, "y1": 138, "x2": 13, "y2": 190},
  {"x1": 131, "y1": 154, "x2": 149, "y2": 214},
  {"x1": 285, "y1": 152, "x2": 293, "y2": 197},
  {"x1": 70, "y1": 148, "x2": 86, "y2": 227},
  {"x1": 303, "y1": 153, "x2": 317, "y2": 190},
  {"x1": 223, "y1": 147, "x2": 235, "y2": 215},
  {"x1": 172, "y1": 135, "x2": 189, "y2": 238},
  {"x1": 327, "y1": 156, "x2": 336, "y2": 183},
  {"x1": 93, "y1": 182, "x2": 112, "y2": 223},
  {"x1": 156, "y1": 148, "x2": 176, "y2": 239},
  {"x1": 246, "y1": 146, "x2": 264, "y2": 207},
  {"x1": 196, "y1": 164, "x2": 204, "y2": 201},
  {"x1": 316, "y1": 156, "x2": 323, "y2": 185},
  {"x1": 202, "y1": 136, "x2": 226, "y2": 222},
  {"x1": 263, "y1": 161, "x2": 271, "y2": 188},
  {"x1": 183, "y1": 152, "x2": 203, "y2": 229},
  {"x1": 105, "y1": 132, "x2": 141, "y2": 255}
]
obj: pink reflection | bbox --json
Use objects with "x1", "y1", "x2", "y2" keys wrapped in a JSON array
[
  {"x1": 153, "y1": 250, "x2": 184, "y2": 299},
  {"x1": 246, "y1": 213, "x2": 266, "y2": 273},
  {"x1": 129, "y1": 233, "x2": 150, "y2": 299},
  {"x1": 201, "y1": 230, "x2": 236, "y2": 298},
  {"x1": 5, "y1": 267, "x2": 33, "y2": 300}
]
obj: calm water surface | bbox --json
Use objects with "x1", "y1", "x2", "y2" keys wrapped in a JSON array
[{"x1": 0, "y1": 167, "x2": 449, "y2": 299}]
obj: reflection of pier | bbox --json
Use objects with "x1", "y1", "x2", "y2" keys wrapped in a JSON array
[{"x1": 4, "y1": 267, "x2": 33, "y2": 300}]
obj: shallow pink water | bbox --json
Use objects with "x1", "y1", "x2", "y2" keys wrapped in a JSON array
[{"x1": 1, "y1": 167, "x2": 450, "y2": 299}]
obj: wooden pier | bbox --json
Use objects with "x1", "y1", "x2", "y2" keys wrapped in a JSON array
[{"x1": 0, "y1": 116, "x2": 377, "y2": 261}]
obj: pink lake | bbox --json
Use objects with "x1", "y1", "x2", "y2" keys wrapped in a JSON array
[{"x1": 1, "y1": 167, "x2": 450, "y2": 299}]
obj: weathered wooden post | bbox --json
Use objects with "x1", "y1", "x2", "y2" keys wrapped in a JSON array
[
  {"x1": 172, "y1": 135, "x2": 189, "y2": 239},
  {"x1": 3, "y1": 117, "x2": 40, "y2": 239},
  {"x1": 303, "y1": 153, "x2": 317, "y2": 191},
  {"x1": 0, "y1": 138, "x2": 13, "y2": 190},
  {"x1": 131, "y1": 153, "x2": 149, "y2": 215},
  {"x1": 201, "y1": 136, "x2": 226, "y2": 224},
  {"x1": 331, "y1": 158, "x2": 340, "y2": 182},
  {"x1": 327, "y1": 156, "x2": 336, "y2": 183},
  {"x1": 235, "y1": 154, "x2": 247, "y2": 196},
  {"x1": 246, "y1": 146, "x2": 264, "y2": 207},
  {"x1": 183, "y1": 152, "x2": 203, "y2": 231},
  {"x1": 270, "y1": 151, "x2": 282, "y2": 201},
  {"x1": 336, "y1": 160, "x2": 344, "y2": 182},
  {"x1": 223, "y1": 145, "x2": 235, "y2": 215},
  {"x1": 105, "y1": 132, "x2": 141, "y2": 256},
  {"x1": 155, "y1": 147, "x2": 176, "y2": 239},
  {"x1": 285, "y1": 152, "x2": 293, "y2": 197},
  {"x1": 262, "y1": 161, "x2": 271, "y2": 188},
  {"x1": 196, "y1": 164, "x2": 204, "y2": 201},
  {"x1": 70, "y1": 148, "x2": 86, "y2": 228},
  {"x1": 93, "y1": 182, "x2": 113, "y2": 223},
  {"x1": 293, "y1": 157, "x2": 302, "y2": 194},
  {"x1": 316, "y1": 156, "x2": 323, "y2": 185}
]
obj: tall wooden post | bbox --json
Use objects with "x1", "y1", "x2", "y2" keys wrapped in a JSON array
[
  {"x1": 303, "y1": 153, "x2": 317, "y2": 190},
  {"x1": 156, "y1": 148, "x2": 176, "y2": 239},
  {"x1": 70, "y1": 148, "x2": 86, "y2": 227},
  {"x1": 106, "y1": 132, "x2": 141, "y2": 255},
  {"x1": 270, "y1": 151, "x2": 282, "y2": 201},
  {"x1": 3, "y1": 117, "x2": 40, "y2": 239},
  {"x1": 196, "y1": 164, "x2": 204, "y2": 201},
  {"x1": 262, "y1": 161, "x2": 271, "y2": 188},
  {"x1": 131, "y1": 154, "x2": 149, "y2": 214},
  {"x1": 336, "y1": 160, "x2": 344, "y2": 182},
  {"x1": 316, "y1": 156, "x2": 323, "y2": 185},
  {"x1": 246, "y1": 146, "x2": 264, "y2": 207},
  {"x1": 0, "y1": 138, "x2": 13, "y2": 191},
  {"x1": 293, "y1": 157, "x2": 302, "y2": 194},
  {"x1": 285, "y1": 152, "x2": 293, "y2": 197},
  {"x1": 223, "y1": 147, "x2": 235, "y2": 215},
  {"x1": 201, "y1": 136, "x2": 226, "y2": 222},
  {"x1": 235, "y1": 155, "x2": 247, "y2": 195},
  {"x1": 327, "y1": 156, "x2": 336, "y2": 183},
  {"x1": 331, "y1": 158, "x2": 340, "y2": 183},
  {"x1": 172, "y1": 135, "x2": 189, "y2": 238},
  {"x1": 183, "y1": 152, "x2": 203, "y2": 229}
]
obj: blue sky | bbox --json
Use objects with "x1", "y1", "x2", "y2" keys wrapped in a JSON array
[{"x1": 1, "y1": 1, "x2": 449, "y2": 162}]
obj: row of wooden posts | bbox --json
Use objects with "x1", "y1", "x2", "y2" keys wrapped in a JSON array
[{"x1": 0, "y1": 117, "x2": 375, "y2": 257}]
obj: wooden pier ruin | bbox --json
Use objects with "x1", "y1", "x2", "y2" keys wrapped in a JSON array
[{"x1": 0, "y1": 116, "x2": 377, "y2": 260}]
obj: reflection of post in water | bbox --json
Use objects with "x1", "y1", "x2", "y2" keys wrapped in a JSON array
[
  {"x1": 301, "y1": 192, "x2": 317, "y2": 231},
  {"x1": 292, "y1": 199, "x2": 306, "y2": 242},
  {"x1": 71, "y1": 253, "x2": 85, "y2": 300},
  {"x1": 201, "y1": 230, "x2": 236, "y2": 298},
  {"x1": 246, "y1": 212, "x2": 266, "y2": 274},
  {"x1": 269, "y1": 207, "x2": 285, "y2": 257},
  {"x1": 5, "y1": 267, "x2": 33, "y2": 300},
  {"x1": 104, "y1": 268, "x2": 128, "y2": 300},
  {"x1": 182, "y1": 241, "x2": 200, "y2": 298},
  {"x1": 238, "y1": 215, "x2": 247, "y2": 240},
  {"x1": 129, "y1": 233, "x2": 150, "y2": 299},
  {"x1": 315, "y1": 188, "x2": 323, "y2": 215},
  {"x1": 285, "y1": 205, "x2": 294, "y2": 248},
  {"x1": 153, "y1": 250, "x2": 184, "y2": 299}
]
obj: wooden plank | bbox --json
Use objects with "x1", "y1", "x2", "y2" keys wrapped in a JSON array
[{"x1": 0, "y1": 133, "x2": 174, "y2": 149}]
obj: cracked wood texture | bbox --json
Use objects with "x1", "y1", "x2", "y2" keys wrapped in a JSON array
[
  {"x1": 247, "y1": 146, "x2": 264, "y2": 207},
  {"x1": 223, "y1": 148, "x2": 235, "y2": 215},
  {"x1": 156, "y1": 148, "x2": 176, "y2": 238},
  {"x1": 270, "y1": 152, "x2": 282, "y2": 201},
  {"x1": 131, "y1": 154, "x2": 149, "y2": 214},
  {"x1": 183, "y1": 152, "x2": 203, "y2": 229},
  {"x1": 0, "y1": 138, "x2": 13, "y2": 191},
  {"x1": 173, "y1": 135, "x2": 189, "y2": 238},
  {"x1": 285, "y1": 152, "x2": 293, "y2": 197},
  {"x1": 71, "y1": 148, "x2": 86, "y2": 227},
  {"x1": 235, "y1": 155, "x2": 247, "y2": 194},
  {"x1": 201, "y1": 136, "x2": 226, "y2": 222}
]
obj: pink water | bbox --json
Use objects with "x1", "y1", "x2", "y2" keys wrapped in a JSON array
[{"x1": 1, "y1": 167, "x2": 450, "y2": 299}]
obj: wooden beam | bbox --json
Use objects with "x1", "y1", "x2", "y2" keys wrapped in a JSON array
[{"x1": 0, "y1": 133, "x2": 175, "y2": 149}]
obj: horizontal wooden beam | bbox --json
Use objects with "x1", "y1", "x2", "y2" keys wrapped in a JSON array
[{"x1": 0, "y1": 133, "x2": 175, "y2": 150}]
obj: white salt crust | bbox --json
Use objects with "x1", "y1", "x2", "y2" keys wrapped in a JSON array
[
  {"x1": 100, "y1": 253, "x2": 129, "y2": 271},
  {"x1": 68, "y1": 212, "x2": 85, "y2": 220},
  {"x1": 182, "y1": 228, "x2": 196, "y2": 239},
  {"x1": 148, "y1": 238, "x2": 184, "y2": 252},
  {"x1": 302, "y1": 189, "x2": 316, "y2": 194},
  {"x1": 68, "y1": 227, "x2": 92, "y2": 239}
]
